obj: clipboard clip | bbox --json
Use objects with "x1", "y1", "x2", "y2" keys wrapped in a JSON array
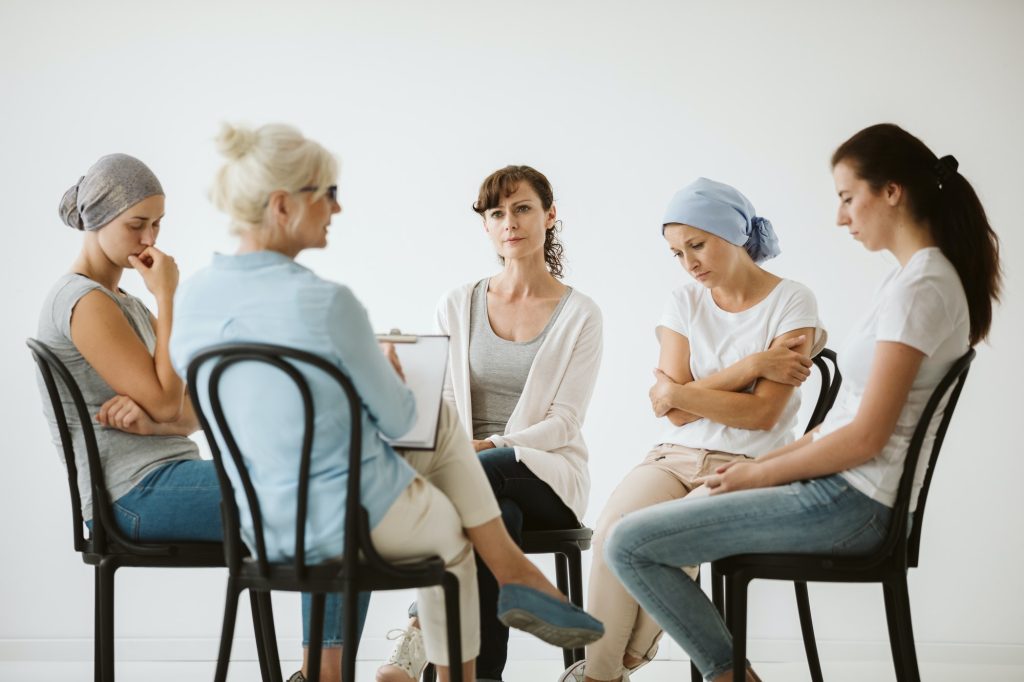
[{"x1": 377, "y1": 328, "x2": 418, "y2": 343}]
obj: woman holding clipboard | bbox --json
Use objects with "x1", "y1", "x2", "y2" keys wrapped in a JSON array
[
  {"x1": 170, "y1": 127, "x2": 603, "y2": 682},
  {"x1": 379, "y1": 165, "x2": 603, "y2": 682}
]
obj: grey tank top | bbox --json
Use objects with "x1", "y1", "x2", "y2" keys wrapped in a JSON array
[
  {"x1": 35, "y1": 274, "x2": 199, "y2": 521},
  {"x1": 468, "y1": 279, "x2": 571, "y2": 441}
]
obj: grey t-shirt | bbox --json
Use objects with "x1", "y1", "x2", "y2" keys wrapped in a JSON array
[
  {"x1": 35, "y1": 274, "x2": 199, "y2": 521},
  {"x1": 468, "y1": 279, "x2": 571, "y2": 441}
]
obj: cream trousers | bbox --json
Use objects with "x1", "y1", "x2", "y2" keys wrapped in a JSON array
[
  {"x1": 370, "y1": 402, "x2": 501, "y2": 665},
  {"x1": 585, "y1": 444, "x2": 751, "y2": 680}
]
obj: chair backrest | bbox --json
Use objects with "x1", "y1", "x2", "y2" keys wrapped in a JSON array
[
  {"x1": 26, "y1": 338, "x2": 174, "y2": 557},
  {"x1": 187, "y1": 342, "x2": 369, "y2": 580},
  {"x1": 805, "y1": 348, "x2": 841, "y2": 434},
  {"x1": 878, "y1": 348, "x2": 976, "y2": 568}
]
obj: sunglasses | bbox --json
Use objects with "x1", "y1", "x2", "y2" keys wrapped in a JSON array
[{"x1": 299, "y1": 185, "x2": 338, "y2": 202}]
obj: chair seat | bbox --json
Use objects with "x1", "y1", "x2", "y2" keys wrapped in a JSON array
[
  {"x1": 715, "y1": 551, "x2": 900, "y2": 583},
  {"x1": 80, "y1": 540, "x2": 226, "y2": 568},
  {"x1": 521, "y1": 527, "x2": 593, "y2": 553},
  {"x1": 230, "y1": 554, "x2": 450, "y2": 593}
]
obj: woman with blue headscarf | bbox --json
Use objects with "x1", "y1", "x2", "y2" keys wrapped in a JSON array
[
  {"x1": 605, "y1": 125, "x2": 1002, "y2": 682},
  {"x1": 558, "y1": 178, "x2": 825, "y2": 682}
]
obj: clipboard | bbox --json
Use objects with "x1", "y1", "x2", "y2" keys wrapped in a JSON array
[{"x1": 377, "y1": 331, "x2": 450, "y2": 450}]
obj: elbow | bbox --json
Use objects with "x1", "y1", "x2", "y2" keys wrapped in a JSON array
[
  {"x1": 750, "y1": 407, "x2": 785, "y2": 432},
  {"x1": 148, "y1": 398, "x2": 183, "y2": 423}
]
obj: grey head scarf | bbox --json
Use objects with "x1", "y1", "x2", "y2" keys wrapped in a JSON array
[{"x1": 59, "y1": 153, "x2": 163, "y2": 231}]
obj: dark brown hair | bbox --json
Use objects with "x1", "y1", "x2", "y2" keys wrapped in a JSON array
[
  {"x1": 832, "y1": 123, "x2": 1001, "y2": 345},
  {"x1": 473, "y1": 165, "x2": 565, "y2": 279}
]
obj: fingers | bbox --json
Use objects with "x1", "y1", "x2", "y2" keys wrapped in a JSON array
[
  {"x1": 97, "y1": 396, "x2": 137, "y2": 430},
  {"x1": 782, "y1": 334, "x2": 806, "y2": 349},
  {"x1": 379, "y1": 342, "x2": 406, "y2": 382},
  {"x1": 127, "y1": 254, "x2": 148, "y2": 271}
]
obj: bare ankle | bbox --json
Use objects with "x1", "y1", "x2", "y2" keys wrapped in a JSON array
[{"x1": 622, "y1": 657, "x2": 643, "y2": 670}]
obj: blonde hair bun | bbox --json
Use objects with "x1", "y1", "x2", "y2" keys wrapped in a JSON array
[
  {"x1": 215, "y1": 122, "x2": 258, "y2": 161},
  {"x1": 210, "y1": 122, "x2": 338, "y2": 234}
]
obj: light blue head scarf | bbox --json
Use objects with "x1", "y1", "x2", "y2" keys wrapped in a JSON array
[{"x1": 661, "y1": 177, "x2": 781, "y2": 263}]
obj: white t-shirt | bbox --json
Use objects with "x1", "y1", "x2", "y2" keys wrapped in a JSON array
[
  {"x1": 657, "y1": 278, "x2": 826, "y2": 457},
  {"x1": 818, "y1": 248, "x2": 970, "y2": 509}
]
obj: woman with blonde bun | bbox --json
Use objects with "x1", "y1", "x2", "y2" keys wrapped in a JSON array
[
  {"x1": 35, "y1": 154, "x2": 219, "y2": 544},
  {"x1": 170, "y1": 123, "x2": 603, "y2": 682}
]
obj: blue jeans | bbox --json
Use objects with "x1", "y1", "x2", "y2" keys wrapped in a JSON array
[
  {"x1": 98, "y1": 460, "x2": 370, "y2": 648},
  {"x1": 90, "y1": 459, "x2": 223, "y2": 542},
  {"x1": 302, "y1": 592, "x2": 371, "y2": 647},
  {"x1": 604, "y1": 474, "x2": 891, "y2": 680}
]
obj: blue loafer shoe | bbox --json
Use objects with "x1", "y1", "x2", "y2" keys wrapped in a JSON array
[{"x1": 497, "y1": 584, "x2": 604, "y2": 648}]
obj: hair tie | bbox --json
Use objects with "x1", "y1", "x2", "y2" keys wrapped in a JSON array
[
  {"x1": 745, "y1": 216, "x2": 781, "y2": 263},
  {"x1": 934, "y1": 154, "x2": 959, "y2": 190}
]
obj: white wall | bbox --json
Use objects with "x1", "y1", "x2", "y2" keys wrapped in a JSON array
[{"x1": 1, "y1": 0, "x2": 1022, "y2": 668}]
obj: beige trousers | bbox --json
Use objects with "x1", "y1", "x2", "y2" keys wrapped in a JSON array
[
  {"x1": 585, "y1": 444, "x2": 751, "y2": 680},
  {"x1": 370, "y1": 402, "x2": 502, "y2": 665}
]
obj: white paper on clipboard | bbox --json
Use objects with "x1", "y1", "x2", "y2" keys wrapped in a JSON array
[{"x1": 378, "y1": 334, "x2": 450, "y2": 450}]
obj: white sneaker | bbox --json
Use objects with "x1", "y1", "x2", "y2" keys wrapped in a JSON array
[
  {"x1": 384, "y1": 626, "x2": 428, "y2": 680},
  {"x1": 558, "y1": 654, "x2": 654, "y2": 682},
  {"x1": 557, "y1": 659, "x2": 588, "y2": 682}
]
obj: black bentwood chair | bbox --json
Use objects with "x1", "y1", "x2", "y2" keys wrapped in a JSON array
[
  {"x1": 521, "y1": 526, "x2": 594, "y2": 668},
  {"x1": 711, "y1": 348, "x2": 975, "y2": 682},
  {"x1": 26, "y1": 338, "x2": 273, "y2": 682},
  {"x1": 690, "y1": 348, "x2": 842, "y2": 682},
  {"x1": 423, "y1": 526, "x2": 593, "y2": 682},
  {"x1": 188, "y1": 342, "x2": 464, "y2": 682}
]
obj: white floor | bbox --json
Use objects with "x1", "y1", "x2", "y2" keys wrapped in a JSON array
[{"x1": 3, "y1": 658, "x2": 1023, "y2": 682}]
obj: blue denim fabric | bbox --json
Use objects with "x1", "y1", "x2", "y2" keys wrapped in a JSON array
[
  {"x1": 301, "y1": 591, "x2": 372, "y2": 647},
  {"x1": 86, "y1": 459, "x2": 222, "y2": 542},
  {"x1": 604, "y1": 474, "x2": 891, "y2": 680}
]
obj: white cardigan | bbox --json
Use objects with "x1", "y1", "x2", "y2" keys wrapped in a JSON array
[{"x1": 435, "y1": 281, "x2": 603, "y2": 521}]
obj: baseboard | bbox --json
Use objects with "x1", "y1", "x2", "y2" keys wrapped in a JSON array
[{"x1": 1, "y1": 637, "x2": 1021, "y2": 666}]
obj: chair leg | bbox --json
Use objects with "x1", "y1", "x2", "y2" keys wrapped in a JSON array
[
  {"x1": 794, "y1": 582, "x2": 824, "y2": 682},
  {"x1": 97, "y1": 559, "x2": 117, "y2": 682},
  {"x1": 258, "y1": 592, "x2": 283, "y2": 682},
  {"x1": 728, "y1": 575, "x2": 749, "y2": 681},
  {"x1": 443, "y1": 572, "x2": 463, "y2": 682},
  {"x1": 343, "y1": 584, "x2": 359, "y2": 682},
  {"x1": 712, "y1": 566, "x2": 725, "y2": 622},
  {"x1": 883, "y1": 577, "x2": 920, "y2": 682},
  {"x1": 251, "y1": 590, "x2": 282, "y2": 682},
  {"x1": 553, "y1": 552, "x2": 574, "y2": 669},
  {"x1": 565, "y1": 545, "x2": 586, "y2": 664},
  {"x1": 94, "y1": 567, "x2": 102, "y2": 682},
  {"x1": 307, "y1": 594, "x2": 326, "y2": 682},
  {"x1": 214, "y1": 579, "x2": 242, "y2": 682}
]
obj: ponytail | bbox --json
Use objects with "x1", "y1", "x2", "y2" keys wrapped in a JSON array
[{"x1": 832, "y1": 124, "x2": 1002, "y2": 345}]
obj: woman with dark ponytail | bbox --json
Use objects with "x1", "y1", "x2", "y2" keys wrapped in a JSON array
[{"x1": 604, "y1": 124, "x2": 1001, "y2": 682}]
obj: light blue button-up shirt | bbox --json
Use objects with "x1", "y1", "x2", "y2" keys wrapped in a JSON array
[{"x1": 171, "y1": 251, "x2": 417, "y2": 563}]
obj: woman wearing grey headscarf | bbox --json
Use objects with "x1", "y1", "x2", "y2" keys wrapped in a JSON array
[{"x1": 35, "y1": 153, "x2": 221, "y2": 542}]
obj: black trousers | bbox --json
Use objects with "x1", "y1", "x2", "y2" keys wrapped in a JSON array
[{"x1": 474, "y1": 447, "x2": 578, "y2": 681}]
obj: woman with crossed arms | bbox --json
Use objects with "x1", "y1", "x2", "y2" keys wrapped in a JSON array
[{"x1": 606, "y1": 124, "x2": 1001, "y2": 682}]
